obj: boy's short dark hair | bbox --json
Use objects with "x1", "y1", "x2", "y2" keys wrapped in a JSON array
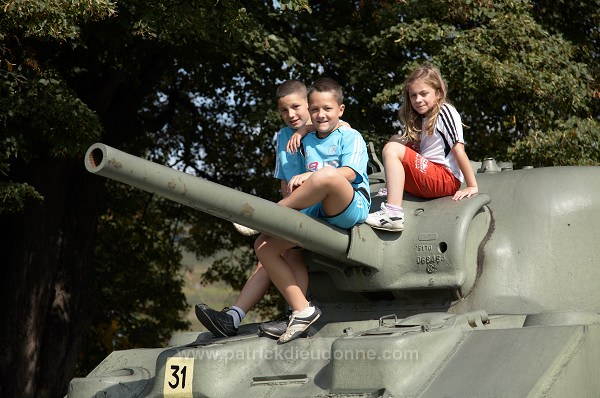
[
  {"x1": 308, "y1": 77, "x2": 343, "y2": 105},
  {"x1": 276, "y1": 79, "x2": 307, "y2": 99}
]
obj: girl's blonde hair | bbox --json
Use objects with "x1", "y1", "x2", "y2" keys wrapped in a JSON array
[{"x1": 398, "y1": 64, "x2": 448, "y2": 142}]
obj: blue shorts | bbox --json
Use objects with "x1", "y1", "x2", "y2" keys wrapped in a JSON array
[{"x1": 302, "y1": 190, "x2": 370, "y2": 229}]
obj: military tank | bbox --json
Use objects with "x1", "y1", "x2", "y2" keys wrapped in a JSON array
[{"x1": 69, "y1": 142, "x2": 600, "y2": 398}]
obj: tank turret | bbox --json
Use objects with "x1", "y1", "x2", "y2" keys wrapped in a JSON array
[{"x1": 69, "y1": 143, "x2": 600, "y2": 398}]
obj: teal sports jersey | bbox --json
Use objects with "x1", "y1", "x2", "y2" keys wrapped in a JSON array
[
  {"x1": 302, "y1": 126, "x2": 371, "y2": 205},
  {"x1": 274, "y1": 126, "x2": 305, "y2": 181}
]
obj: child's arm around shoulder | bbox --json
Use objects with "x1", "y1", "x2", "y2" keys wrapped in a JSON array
[
  {"x1": 286, "y1": 125, "x2": 312, "y2": 154},
  {"x1": 451, "y1": 143, "x2": 478, "y2": 201},
  {"x1": 286, "y1": 120, "x2": 352, "y2": 153}
]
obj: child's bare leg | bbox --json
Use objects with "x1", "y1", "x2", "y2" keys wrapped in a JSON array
[
  {"x1": 254, "y1": 234, "x2": 308, "y2": 311},
  {"x1": 279, "y1": 167, "x2": 354, "y2": 216},
  {"x1": 233, "y1": 249, "x2": 307, "y2": 312},
  {"x1": 382, "y1": 141, "x2": 406, "y2": 207},
  {"x1": 284, "y1": 248, "x2": 308, "y2": 295},
  {"x1": 232, "y1": 263, "x2": 270, "y2": 313},
  {"x1": 366, "y1": 141, "x2": 406, "y2": 231}
]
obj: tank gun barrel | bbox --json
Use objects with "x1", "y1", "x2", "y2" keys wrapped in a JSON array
[{"x1": 84, "y1": 143, "x2": 350, "y2": 262}]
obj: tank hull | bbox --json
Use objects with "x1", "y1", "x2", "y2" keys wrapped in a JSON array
[
  {"x1": 69, "y1": 312, "x2": 600, "y2": 397},
  {"x1": 70, "y1": 144, "x2": 600, "y2": 397}
]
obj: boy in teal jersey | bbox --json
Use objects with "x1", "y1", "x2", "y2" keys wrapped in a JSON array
[
  {"x1": 254, "y1": 77, "x2": 371, "y2": 344},
  {"x1": 195, "y1": 79, "x2": 312, "y2": 338}
]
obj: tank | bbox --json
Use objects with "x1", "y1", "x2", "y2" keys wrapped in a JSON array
[{"x1": 69, "y1": 142, "x2": 600, "y2": 398}]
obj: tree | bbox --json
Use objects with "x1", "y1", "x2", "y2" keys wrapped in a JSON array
[
  {"x1": 1, "y1": 3, "x2": 114, "y2": 396},
  {"x1": 0, "y1": 0, "x2": 597, "y2": 396},
  {"x1": 0, "y1": 0, "x2": 307, "y2": 396}
]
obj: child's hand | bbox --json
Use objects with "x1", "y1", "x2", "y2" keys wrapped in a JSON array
[
  {"x1": 286, "y1": 172, "x2": 312, "y2": 196},
  {"x1": 286, "y1": 132, "x2": 303, "y2": 154},
  {"x1": 287, "y1": 125, "x2": 313, "y2": 153},
  {"x1": 452, "y1": 186, "x2": 478, "y2": 201}
]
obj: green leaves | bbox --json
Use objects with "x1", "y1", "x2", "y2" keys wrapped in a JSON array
[
  {"x1": 511, "y1": 117, "x2": 600, "y2": 167},
  {"x1": 0, "y1": 69, "x2": 102, "y2": 156},
  {"x1": 278, "y1": 0, "x2": 311, "y2": 13},
  {"x1": 0, "y1": 181, "x2": 43, "y2": 214},
  {"x1": 1, "y1": 0, "x2": 116, "y2": 40}
]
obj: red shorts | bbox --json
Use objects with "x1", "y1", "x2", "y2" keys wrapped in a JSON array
[{"x1": 401, "y1": 147, "x2": 461, "y2": 198}]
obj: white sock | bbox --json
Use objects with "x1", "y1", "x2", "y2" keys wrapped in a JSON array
[
  {"x1": 384, "y1": 202, "x2": 404, "y2": 216},
  {"x1": 227, "y1": 306, "x2": 245, "y2": 328},
  {"x1": 293, "y1": 304, "x2": 315, "y2": 318}
]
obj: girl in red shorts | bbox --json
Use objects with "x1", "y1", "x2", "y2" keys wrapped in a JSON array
[{"x1": 366, "y1": 64, "x2": 478, "y2": 231}]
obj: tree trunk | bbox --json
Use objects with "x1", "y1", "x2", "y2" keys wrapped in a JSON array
[{"x1": 0, "y1": 156, "x2": 102, "y2": 398}]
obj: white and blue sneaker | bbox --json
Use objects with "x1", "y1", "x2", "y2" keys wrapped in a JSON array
[
  {"x1": 233, "y1": 222, "x2": 258, "y2": 236},
  {"x1": 365, "y1": 202, "x2": 405, "y2": 231},
  {"x1": 278, "y1": 304, "x2": 321, "y2": 344}
]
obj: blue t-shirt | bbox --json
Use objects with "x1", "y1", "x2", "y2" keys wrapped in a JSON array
[
  {"x1": 302, "y1": 126, "x2": 371, "y2": 205},
  {"x1": 274, "y1": 126, "x2": 305, "y2": 181}
]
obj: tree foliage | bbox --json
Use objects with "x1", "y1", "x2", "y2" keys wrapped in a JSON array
[{"x1": 0, "y1": 0, "x2": 598, "y2": 396}]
